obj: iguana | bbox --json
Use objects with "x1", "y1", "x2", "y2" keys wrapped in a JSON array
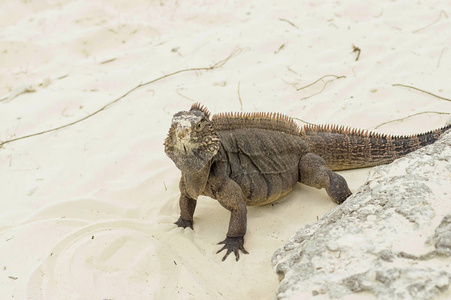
[{"x1": 164, "y1": 103, "x2": 451, "y2": 261}]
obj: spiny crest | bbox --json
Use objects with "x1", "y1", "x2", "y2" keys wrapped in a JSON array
[
  {"x1": 212, "y1": 111, "x2": 300, "y2": 135},
  {"x1": 300, "y1": 123, "x2": 446, "y2": 140},
  {"x1": 190, "y1": 102, "x2": 211, "y2": 118}
]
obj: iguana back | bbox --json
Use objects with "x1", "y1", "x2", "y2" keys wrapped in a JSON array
[{"x1": 212, "y1": 112, "x2": 308, "y2": 205}]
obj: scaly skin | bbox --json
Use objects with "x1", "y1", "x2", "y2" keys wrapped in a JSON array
[{"x1": 164, "y1": 103, "x2": 451, "y2": 261}]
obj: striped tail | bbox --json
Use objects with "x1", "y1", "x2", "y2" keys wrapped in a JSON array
[{"x1": 300, "y1": 124, "x2": 451, "y2": 171}]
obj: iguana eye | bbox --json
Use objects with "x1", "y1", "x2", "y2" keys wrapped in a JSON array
[{"x1": 195, "y1": 121, "x2": 204, "y2": 131}]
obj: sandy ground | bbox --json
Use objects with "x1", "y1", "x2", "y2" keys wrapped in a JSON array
[{"x1": 0, "y1": 1, "x2": 450, "y2": 299}]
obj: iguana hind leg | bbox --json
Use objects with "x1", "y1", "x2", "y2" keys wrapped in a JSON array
[{"x1": 299, "y1": 153, "x2": 352, "y2": 204}]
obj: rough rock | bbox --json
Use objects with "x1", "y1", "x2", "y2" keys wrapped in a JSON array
[{"x1": 272, "y1": 129, "x2": 451, "y2": 300}]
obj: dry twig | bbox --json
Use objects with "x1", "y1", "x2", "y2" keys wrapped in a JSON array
[
  {"x1": 279, "y1": 18, "x2": 299, "y2": 29},
  {"x1": 352, "y1": 44, "x2": 361, "y2": 61},
  {"x1": 0, "y1": 48, "x2": 241, "y2": 148},
  {"x1": 293, "y1": 117, "x2": 315, "y2": 126},
  {"x1": 237, "y1": 82, "x2": 243, "y2": 111},
  {"x1": 296, "y1": 75, "x2": 346, "y2": 91},
  {"x1": 437, "y1": 47, "x2": 448, "y2": 68},
  {"x1": 296, "y1": 75, "x2": 346, "y2": 101},
  {"x1": 392, "y1": 84, "x2": 451, "y2": 102},
  {"x1": 274, "y1": 44, "x2": 286, "y2": 54},
  {"x1": 371, "y1": 111, "x2": 450, "y2": 129},
  {"x1": 175, "y1": 88, "x2": 197, "y2": 102},
  {"x1": 413, "y1": 10, "x2": 448, "y2": 33}
]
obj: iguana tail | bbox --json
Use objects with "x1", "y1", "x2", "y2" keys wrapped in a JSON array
[{"x1": 300, "y1": 124, "x2": 451, "y2": 171}]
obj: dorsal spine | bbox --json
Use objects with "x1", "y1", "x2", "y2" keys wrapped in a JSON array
[{"x1": 212, "y1": 111, "x2": 300, "y2": 135}]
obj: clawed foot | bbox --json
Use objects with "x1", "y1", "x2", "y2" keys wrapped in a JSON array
[
  {"x1": 216, "y1": 236, "x2": 248, "y2": 261},
  {"x1": 175, "y1": 217, "x2": 193, "y2": 229},
  {"x1": 327, "y1": 170, "x2": 352, "y2": 204}
]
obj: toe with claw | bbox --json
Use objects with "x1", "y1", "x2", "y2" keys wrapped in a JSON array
[
  {"x1": 216, "y1": 236, "x2": 248, "y2": 261},
  {"x1": 175, "y1": 217, "x2": 193, "y2": 229}
]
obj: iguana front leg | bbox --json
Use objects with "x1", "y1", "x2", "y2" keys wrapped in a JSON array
[
  {"x1": 175, "y1": 193, "x2": 197, "y2": 229},
  {"x1": 175, "y1": 178, "x2": 197, "y2": 229},
  {"x1": 208, "y1": 177, "x2": 249, "y2": 261}
]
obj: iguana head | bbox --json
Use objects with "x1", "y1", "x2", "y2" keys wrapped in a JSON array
[{"x1": 164, "y1": 103, "x2": 220, "y2": 173}]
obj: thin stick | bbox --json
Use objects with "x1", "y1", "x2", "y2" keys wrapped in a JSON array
[
  {"x1": 371, "y1": 111, "x2": 450, "y2": 129},
  {"x1": 175, "y1": 88, "x2": 197, "y2": 102},
  {"x1": 296, "y1": 75, "x2": 346, "y2": 91},
  {"x1": 437, "y1": 47, "x2": 448, "y2": 68},
  {"x1": 0, "y1": 48, "x2": 241, "y2": 148},
  {"x1": 237, "y1": 82, "x2": 243, "y2": 111},
  {"x1": 274, "y1": 44, "x2": 286, "y2": 54},
  {"x1": 352, "y1": 44, "x2": 361, "y2": 61},
  {"x1": 281, "y1": 78, "x2": 299, "y2": 89},
  {"x1": 299, "y1": 76, "x2": 346, "y2": 101},
  {"x1": 293, "y1": 117, "x2": 316, "y2": 126},
  {"x1": 392, "y1": 83, "x2": 451, "y2": 102},
  {"x1": 413, "y1": 10, "x2": 448, "y2": 33},
  {"x1": 100, "y1": 58, "x2": 117, "y2": 64},
  {"x1": 279, "y1": 18, "x2": 299, "y2": 29},
  {"x1": 286, "y1": 66, "x2": 299, "y2": 76}
]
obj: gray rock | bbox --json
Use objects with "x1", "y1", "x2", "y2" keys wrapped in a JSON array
[
  {"x1": 434, "y1": 214, "x2": 451, "y2": 256},
  {"x1": 272, "y1": 130, "x2": 451, "y2": 300}
]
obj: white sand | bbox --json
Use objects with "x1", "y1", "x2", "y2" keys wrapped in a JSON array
[{"x1": 1, "y1": 1, "x2": 450, "y2": 299}]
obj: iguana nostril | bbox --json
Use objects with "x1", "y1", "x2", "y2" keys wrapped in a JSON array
[{"x1": 177, "y1": 128, "x2": 189, "y2": 141}]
